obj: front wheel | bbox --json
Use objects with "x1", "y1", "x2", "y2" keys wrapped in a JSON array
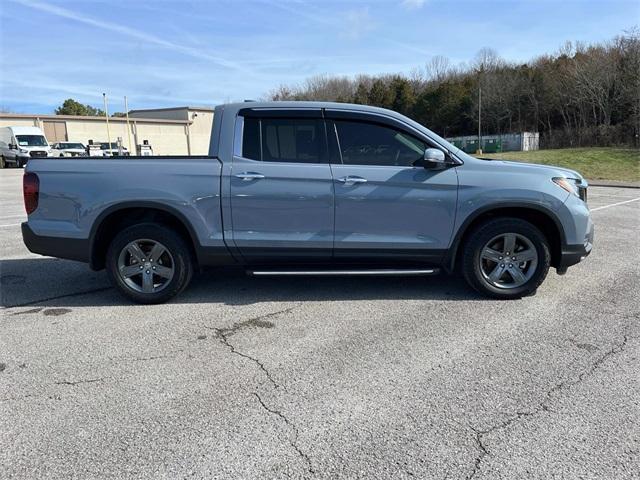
[
  {"x1": 462, "y1": 218, "x2": 550, "y2": 299},
  {"x1": 106, "y1": 223, "x2": 194, "y2": 304}
]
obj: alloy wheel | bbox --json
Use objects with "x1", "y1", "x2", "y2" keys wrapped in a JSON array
[
  {"x1": 117, "y1": 239, "x2": 175, "y2": 293},
  {"x1": 479, "y1": 233, "x2": 538, "y2": 289}
]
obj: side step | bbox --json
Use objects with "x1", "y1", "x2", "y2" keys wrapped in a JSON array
[{"x1": 247, "y1": 268, "x2": 440, "y2": 277}]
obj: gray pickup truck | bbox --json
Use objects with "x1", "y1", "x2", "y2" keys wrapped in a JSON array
[{"x1": 22, "y1": 101, "x2": 593, "y2": 303}]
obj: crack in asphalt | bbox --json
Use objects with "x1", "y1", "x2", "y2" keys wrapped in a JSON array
[
  {"x1": 205, "y1": 306, "x2": 297, "y2": 391},
  {"x1": 206, "y1": 306, "x2": 315, "y2": 475},
  {"x1": 0, "y1": 394, "x2": 34, "y2": 402},
  {"x1": 466, "y1": 334, "x2": 630, "y2": 479},
  {"x1": 54, "y1": 377, "x2": 106, "y2": 386},
  {"x1": 2, "y1": 286, "x2": 112, "y2": 309},
  {"x1": 253, "y1": 392, "x2": 315, "y2": 476}
]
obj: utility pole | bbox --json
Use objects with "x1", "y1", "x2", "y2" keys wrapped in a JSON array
[
  {"x1": 124, "y1": 96, "x2": 133, "y2": 153},
  {"x1": 477, "y1": 86, "x2": 482, "y2": 154},
  {"x1": 103, "y1": 93, "x2": 112, "y2": 154}
]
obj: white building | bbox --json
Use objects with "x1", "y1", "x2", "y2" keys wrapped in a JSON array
[{"x1": 0, "y1": 106, "x2": 214, "y2": 156}]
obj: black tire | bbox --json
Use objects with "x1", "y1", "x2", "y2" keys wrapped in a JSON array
[
  {"x1": 462, "y1": 217, "x2": 550, "y2": 299},
  {"x1": 106, "y1": 223, "x2": 194, "y2": 304}
]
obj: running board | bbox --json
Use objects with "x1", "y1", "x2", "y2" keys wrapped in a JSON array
[{"x1": 247, "y1": 268, "x2": 440, "y2": 277}]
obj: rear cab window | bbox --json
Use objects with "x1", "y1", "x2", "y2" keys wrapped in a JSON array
[{"x1": 237, "y1": 110, "x2": 327, "y2": 164}]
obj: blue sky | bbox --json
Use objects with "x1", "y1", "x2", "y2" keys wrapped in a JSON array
[{"x1": 0, "y1": 0, "x2": 637, "y2": 114}]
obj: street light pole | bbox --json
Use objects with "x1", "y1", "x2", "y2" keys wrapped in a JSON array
[
  {"x1": 477, "y1": 86, "x2": 482, "y2": 154},
  {"x1": 124, "y1": 96, "x2": 133, "y2": 153},
  {"x1": 103, "y1": 93, "x2": 112, "y2": 154}
]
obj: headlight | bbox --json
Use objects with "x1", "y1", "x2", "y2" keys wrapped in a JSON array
[
  {"x1": 19, "y1": 148, "x2": 28, "y2": 154},
  {"x1": 552, "y1": 177, "x2": 580, "y2": 197}
]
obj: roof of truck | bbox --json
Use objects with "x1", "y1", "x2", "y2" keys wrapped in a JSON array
[
  {"x1": 222, "y1": 100, "x2": 397, "y2": 115},
  {"x1": 221, "y1": 101, "x2": 436, "y2": 141}
]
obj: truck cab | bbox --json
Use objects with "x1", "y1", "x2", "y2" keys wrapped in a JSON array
[{"x1": 0, "y1": 126, "x2": 51, "y2": 168}]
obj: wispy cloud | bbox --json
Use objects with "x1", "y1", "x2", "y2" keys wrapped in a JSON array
[
  {"x1": 9, "y1": 0, "x2": 247, "y2": 72},
  {"x1": 262, "y1": 0, "x2": 376, "y2": 39},
  {"x1": 401, "y1": 0, "x2": 427, "y2": 10},
  {"x1": 343, "y1": 7, "x2": 376, "y2": 39},
  {"x1": 261, "y1": 0, "x2": 334, "y2": 27}
]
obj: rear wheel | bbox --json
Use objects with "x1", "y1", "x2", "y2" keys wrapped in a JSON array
[
  {"x1": 462, "y1": 218, "x2": 550, "y2": 299},
  {"x1": 106, "y1": 223, "x2": 194, "y2": 304}
]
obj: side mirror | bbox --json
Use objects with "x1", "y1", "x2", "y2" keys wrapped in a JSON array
[
  {"x1": 9, "y1": 143, "x2": 18, "y2": 150},
  {"x1": 422, "y1": 148, "x2": 446, "y2": 169}
]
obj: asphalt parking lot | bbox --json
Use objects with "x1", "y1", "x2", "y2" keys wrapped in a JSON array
[{"x1": 1, "y1": 168, "x2": 639, "y2": 479}]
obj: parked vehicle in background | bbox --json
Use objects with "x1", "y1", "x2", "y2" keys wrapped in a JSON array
[
  {"x1": 50, "y1": 142, "x2": 86, "y2": 157},
  {"x1": 21, "y1": 102, "x2": 593, "y2": 304},
  {"x1": 100, "y1": 142, "x2": 129, "y2": 156},
  {"x1": 0, "y1": 126, "x2": 50, "y2": 168}
]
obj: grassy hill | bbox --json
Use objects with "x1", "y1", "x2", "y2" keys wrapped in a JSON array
[{"x1": 475, "y1": 148, "x2": 640, "y2": 182}]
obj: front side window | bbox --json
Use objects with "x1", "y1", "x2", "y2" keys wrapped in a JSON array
[
  {"x1": 333, "y1": 120, "x2": 427, "y2": 167},
  {"x1": 241, "y1": 117, "x2": 323, "y2": 163},
  {"x1": 16, "y1": 135, "x2": 48, "y2": 147}
]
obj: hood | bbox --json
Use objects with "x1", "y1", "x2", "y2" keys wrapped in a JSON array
[
  {"x1": 20, "y1": 145, "x2": 50, "y2": 152},
  {"x1": 495, "y1": 159, "x2": 585, "y2": 183}
]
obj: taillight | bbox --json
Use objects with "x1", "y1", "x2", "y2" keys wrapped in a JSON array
[{"x1": 23, "y1": 172, "x2": 39, "y2": 215}]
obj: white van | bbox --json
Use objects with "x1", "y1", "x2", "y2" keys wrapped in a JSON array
[{"x1": 0, "y1": 126, "x2": 51, "y2": 168}]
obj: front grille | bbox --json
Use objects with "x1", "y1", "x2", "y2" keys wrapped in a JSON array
[
  {"x1": 578, "y1": 186, "x2": 587, "y2": 203},
  {"x1": 29, "y1": 151, "x2": 47, "y2": 158}
]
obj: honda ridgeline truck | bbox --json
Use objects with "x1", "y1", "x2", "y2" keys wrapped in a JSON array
[{"x1": 21, "y1": 102, "x2": 593, "y2": 303}]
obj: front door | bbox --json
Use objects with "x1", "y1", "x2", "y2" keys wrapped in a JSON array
[
  {"x1": 229, "y1": 110, "x2": 334, "y2": 263},
  {"x1": 327, "y1": 116, "x2": 458, "y2": 264}
]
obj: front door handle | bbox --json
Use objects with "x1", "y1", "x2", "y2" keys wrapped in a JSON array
[
  {"x1": 235, "y1": 172, "x2": 265, "y2": 181},
  {"x1": 337, "y1": 176, "x2": 367, "y2": 185}
]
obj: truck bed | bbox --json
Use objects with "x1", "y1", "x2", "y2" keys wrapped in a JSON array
[{"x1": 24, "y1": 156, "x2": 227, "y2": 265}]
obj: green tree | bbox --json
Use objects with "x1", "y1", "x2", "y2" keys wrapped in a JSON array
[
  {"x1": 367, "y1": 79, "x2": 393, "y2": 109},
  {"x1": 390, "y1": 76, "x2": 415, "y2": 116},
  {"x1": 353, "y1": 82, "x2": 370, "y2": 104},
  {"x1": 55, "y1": 98, "x2": 105, "y2": 116}
]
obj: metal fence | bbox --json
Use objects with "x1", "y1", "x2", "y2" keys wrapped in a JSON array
[{"x1": 446, "y1": 132, "x2": 540, "y2": 153}]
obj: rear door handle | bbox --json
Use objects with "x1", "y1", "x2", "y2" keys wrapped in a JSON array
[
  {"x1": 235, "y1": 172, "x2": 265, "y2": 181},
  {"x1": 337, "y1": 176, "x2": 367, "y2": 185}
]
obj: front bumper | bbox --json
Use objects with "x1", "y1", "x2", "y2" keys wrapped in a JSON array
[
  {"x1": 22, "y1": 222, "x2": 90, "y2": 263},
  {"x1": 557, "y1": 221, "x2": 594, "y2": 273}
]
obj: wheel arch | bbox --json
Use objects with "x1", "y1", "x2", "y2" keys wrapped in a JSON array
[
  {"x1": 446, "y1": 203, "x2": 566, "y2": 272},
  {"x1": 89, "y1": 202, "x2": 200, "y2": 271}
]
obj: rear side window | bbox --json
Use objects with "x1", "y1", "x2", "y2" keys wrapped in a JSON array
[
  {"x1": 333, "y1": 120, "x2": 426, "y2": 167},
  {"x1": 241, "y1": 117, "x2": 324, "y2": 163},
  {"x1": 242, "y1": 118, "x2": 261, "y2": 161}
]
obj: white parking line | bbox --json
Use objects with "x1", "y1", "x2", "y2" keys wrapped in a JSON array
[
  {"x1": 591, "y1": 197, "x2": 640, "y2": 212},
  {"x1": 0, "y1": 223, "x2": 22, "y2": 228}
]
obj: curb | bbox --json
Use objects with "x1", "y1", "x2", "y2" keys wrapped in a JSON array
[{"x1": 587, "y1": 180, "x2": 640, "y2": 189}]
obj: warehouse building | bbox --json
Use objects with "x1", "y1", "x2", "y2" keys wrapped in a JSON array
[{"x1": 0, "y1": 106, "x2": 214, "y2": 156}]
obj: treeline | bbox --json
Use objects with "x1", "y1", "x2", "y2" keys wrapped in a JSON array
[{"x1": 267, "y1": 30, "x2": 640, "y2": 148}]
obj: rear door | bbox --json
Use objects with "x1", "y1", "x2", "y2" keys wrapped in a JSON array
[
  {"x1": 326, "y1": 110, "x2": 458, "y2": 263},
  {"x1": 229, "y1": 109, "x2": 334, "y2": 263}
]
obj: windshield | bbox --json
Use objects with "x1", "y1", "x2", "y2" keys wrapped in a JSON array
[
  {"x1": 60, "y1": 143, "x2": 84, "y2": 149},
  {"x1": 16, "y1": 135, "x2": 48, "y2": 147}
]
